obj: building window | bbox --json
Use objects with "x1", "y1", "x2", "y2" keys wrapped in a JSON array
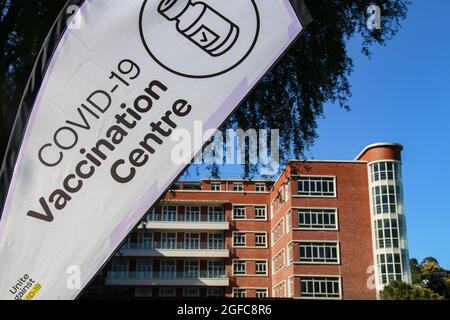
[
  {"x1": 136, "y1": 260, "x2": 152, "y2": 279},
  {"x1": 111, "y1": 259, "x2": 128, "y2": 278},
  {"x1": 299, "y1": 242, "x2": 339, "y2": 264},
  {"x1": 211, "y1": 182, "x2": 221, "y2": 191},
  {"x1": 272, "y1": 219, "x2": 284, "y2": 244},
  {"x1": 297, "y1": 176, "x2": 336, "y2": 197},
  {"x1": 372, "y1": 185, "x2": 399, "y2": 214},
  {"x1": 233, "y1": 232, "x2": 246, "y2": 247},
  {"x1": 272, "y1": 282, "x2": 286, "y2": 298},
  {"x1": 255, "y1": 182, "x2": 266, "y2": 192},
  {"x1": 185, "y1": 206, "x2": 200, "y2": 221},
  {"x1": 255, "y1": 233, "x2": 267, "y2": 247},
  {"x1": 300, "y1": 276, "x2": 341, "y2": 299},
  {"x1": 272, "y1": 250, "x2": 285, "y2": 274},
  {"x1": 207, "y1": 287, "x2": 224, "y2": 297},
  {"x1": 255, "y1": 261, "x2": 267, "y2": 275},
  {"x1": 137, "y1": 231, "x2": 153, "y2": 249},
  {"x1": 208, "y1": 260, "x2": 225, "y2": 278},
  {"x1": 377, "y1": 253, "x2": 403, "y2": 285},
  {"x1": 371, "y1": 162, "x2": 399, "y2": 182},
  {"x1": 185, "y1": 233, "x2": 200, "y2": 249},
  {"x1": 162, "y1": 205, "x2": 177, "y2": 221},
  {"x1": 208, "y1": 233, "x2": 225, "y2": 249},
  {"x1": 254, "y1": 206, "x2": 267, "y2": 220},
  {"x1": 233, "y1": 288, "x2": 246, "y2": 298},
  {"x1": 287, "y1": 243, "x2": 293, "y2": 265},
  {"x1": 183, "y1": 287, "x2": 200, "y2": 298},
  {"x1": 233, "y1": 206, "x2": 246, "y2": 220},
  {"x1": 159, "y1": 287, "x2": 176, "y2": 298},
  {"x1": 161, "y1": 232, "x2": 177, "y2": 249},
  {"x1": 288, "y1": 277, "x2": 294, "y2": 298},
  {"x1": 233, "y1": 260, "x2": 246, "y2": 275},
  {"x1": 184, "y1": 260, "x2": 200, "y2": 279},
  {"x1": 233, "y1": 182, "x2": 244, "y2": 192},
  {"x1": 374, "y1": 218, "x2": 400, "y2": 249},
  {"x1": 135, "y1": 287, "x2": 152, "y2": 298},
  {"x1": 161, "y1": 260, "x2": 176, "y2": 279},
  {"x1": 298, "y1": 208, "x2": 338, "y2": 230},
  {"x1": 255, "y1": 289, "x2": 268, "y2": 298},
  {"x1": 208, "y1": 206, "x2": 224, "y2": 222}
]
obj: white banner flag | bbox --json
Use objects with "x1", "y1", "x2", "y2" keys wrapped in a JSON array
[{"x1": 0, "y1": 0, "x2": 309, "y2": 299}]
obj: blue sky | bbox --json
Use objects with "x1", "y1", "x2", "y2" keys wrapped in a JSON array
[
  {"x1": 185, "y1": 1, "x2": 450, "y2": 268},
  {"x1": 308, "y1": 0, "x2": 450, "y2": 268}
]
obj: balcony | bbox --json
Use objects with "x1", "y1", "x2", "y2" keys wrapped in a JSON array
[
  {"x1": 118, "y1": 242, "x2": 230, "y2": 258},
  {"x1": 139, "y1": 214, "x2": 229, "y2": 231},
  {"x1": 106, "y1": 271, "x2": 229, "y2": 287}
]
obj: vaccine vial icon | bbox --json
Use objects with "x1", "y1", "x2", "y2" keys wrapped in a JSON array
[{"x1": 158, "y1": 0, "x2": 240, "y2": 57}]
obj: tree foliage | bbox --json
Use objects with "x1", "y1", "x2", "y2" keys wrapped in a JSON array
[
  {"x1": 380, "y1": 281, "x2": 443, "y2": 300},
  {"x1": 0, "y1": 1, "x2": 409, "y2": 176},
  {"x1": 410, "y1": 257, "x2": 450, "y2": 299}
]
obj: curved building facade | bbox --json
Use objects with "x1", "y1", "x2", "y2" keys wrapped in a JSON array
[{"x1": 356, "y1": 143, "x2": 412, "y2": 292}]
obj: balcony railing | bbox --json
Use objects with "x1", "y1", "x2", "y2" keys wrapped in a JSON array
[
  {"x1": 121, "y1": 242, "x2": 228, "y2": 250},
  {"x1": 107, "y1": 271, "x2": 227, "y2": 280},
  {"x1": 144, "y1": 214, "x2": 227, "y2": 223}
]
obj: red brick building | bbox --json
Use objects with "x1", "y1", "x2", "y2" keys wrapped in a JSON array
[{"x1": 95, "y1": 143, "x2": 411, "y2": 299}]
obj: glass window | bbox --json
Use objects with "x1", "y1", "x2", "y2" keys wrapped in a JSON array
[
  {"x1": 185, "y1": 233, "x2": 200, "y2": 249},
  {"x1": 207, "y1": 287, "x2": 224, "y2": 297},
  {"x1": 255, "y1": 261, "x2": 267, "y2": 275},
  {"x1": 208, "y1": 233, "x2": 225, "y2": 249},
  {"x1": 233, "y1": 182, "x2": 244, "y2": 192},
  {"x1": 300, "y1": 277, "x2": 341, "y2": 298},
  {"x1": 233, "y1": 260, "x2": 246, "y2": 275},
  {"x1": 233, "y1": 206, "x2": 246, "y2": 219},
  {"x1": 183, "y1": 287, "x2": 200, "y2": 298},
  {"x1": 159, "y1": 287, "x2": 176, "y2": 298},
  {"x1": 160, "y1": 260, "x2": 176, "y2": 279},
  {"x1": 136, "y1": 260, "x2": 152, "y2": 279},
  {"x1": 135, "y1": 287, "x2": 152, "y2": 297},
  {"x1": 137, "y1": 231, "x2": 153, "y2": 249},
  {"x1": 211, "y1": 182, "x2": 221, "y2": 191},
  {"x1": 255, "y1": 233, "x2": 267, "y2": 247},
  {"x1": 233, "y1": 232, "x2": 246, "y2": 247},
  {"x1": 299, "y1": 242, "x2": 339, "y2": 264},
  {"x1": 254, "y1": 206, "x2": 267, "y2": 220},
  {"x1": 298, "y1": 208, "x2": 338, "y2": 230},
  {"x1": 255, "y1": 183, "x2": 266, "y2": 192},
  {"x1": 185, "y1": 206, "x2": 200, "y2": 221},
  {"x1": 184, "y1": 260, "x2": 200, "y2": 279},
  {"x1": 297, "y1": 177, "x2": 336, "y2": 197},
  {"x1": 255, "y1": 289, "x2": 268, "y2": 298},
  {"x1": 162, "y1": 206, "x2": 177, "y2": 221},
  {"x1": 208, "y1": 206, "x2": 224, "y2": 222},
  {"x1": 233, "y1": 288, "x2": 246, "y2": 298},
  {"x1": 161, "y1": 232, "x2": 176, "y2": 249},
  {"x1": 208, "y1": 260, "x2": 225, "y2": 278}
]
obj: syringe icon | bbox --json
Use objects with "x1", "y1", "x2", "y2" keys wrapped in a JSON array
[{"x1": 158, "y1": 0, "x2": 240, "y2": 57}]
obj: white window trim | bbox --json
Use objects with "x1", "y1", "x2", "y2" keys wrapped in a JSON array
[
  {"x1": 232, "y1": 259, "x2": 247, "y2": 276},
  {"x1": 271, "y1": 217, "x2": 285, "y2": 246},
  {"x1": 293, "y1": 207, "x2": 339, "y2": 231},
  {"x1": 272, "y1": 280, "x2": 287, "y2": 298},
  {"x1": 295, "y1": 240, "x2": 341, "y2": 265},
  {"x1": 295, "y1": 274, "x2": 342, "y2": 300},
  {"x1": 232, "y1": 232, "x2": 247, "y2": 248},
  {"x1": 255, "y1": 260, "x2": 268, "y2": 276},
  {"x1": 271, "y1": 248, "x2": 286, "y2": 275},
  {"x1": 232, "y1": 205, "x2": 246, "y2": 220},
  {"x1": 293, "y1": 175, "x2": 337, "y2": 198}
]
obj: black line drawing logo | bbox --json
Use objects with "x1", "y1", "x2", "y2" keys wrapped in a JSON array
[
  {"x1": 139, "y1": 0, "x2": 260, "y2": 78},
  {"x1": 158, "y1": 0, "x2": 240, "y2": 57}
]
